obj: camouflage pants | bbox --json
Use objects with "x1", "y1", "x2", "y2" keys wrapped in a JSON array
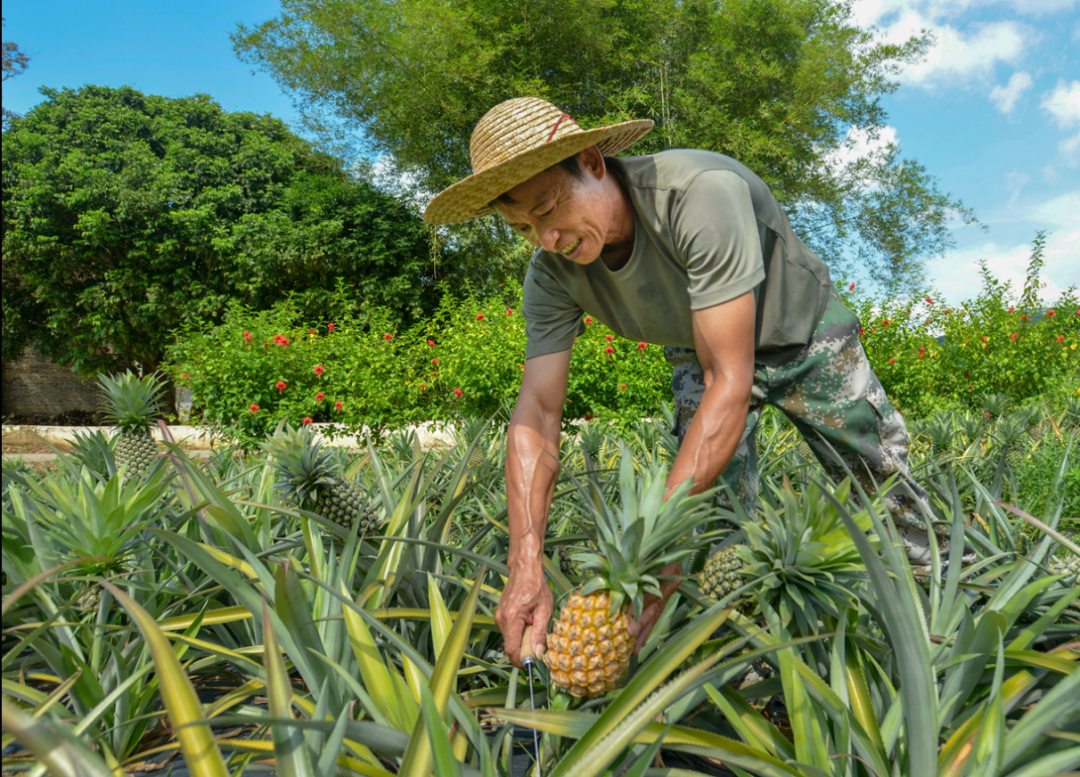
[{"x1": 666, "y1": 295, "x2": 955, "y2": 566}]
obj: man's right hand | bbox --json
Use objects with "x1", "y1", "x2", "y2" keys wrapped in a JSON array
[{"x1": 495, "y1": 560, "x2": 553, "y2": 668}]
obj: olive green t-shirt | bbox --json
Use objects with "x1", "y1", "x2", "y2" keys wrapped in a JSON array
[{"x1": 522, "y1": 149, "x2": 832, "y2": 366}]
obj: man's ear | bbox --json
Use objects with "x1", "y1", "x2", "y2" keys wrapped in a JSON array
[{"x1": 580, "y1": 145, "x2": 606, "y2": 180}]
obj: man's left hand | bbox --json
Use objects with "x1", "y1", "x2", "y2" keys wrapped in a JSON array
[{"x1": 626, "y1": 562, "x2": 683, "y2": 653}]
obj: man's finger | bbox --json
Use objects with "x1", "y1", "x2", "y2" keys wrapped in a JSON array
[
  {"x1": 503, "y1": 616, "x2": 525, "y2": 668},
  {"x1": 531, "y1": 601, "x2": 553, "y2": 658}
]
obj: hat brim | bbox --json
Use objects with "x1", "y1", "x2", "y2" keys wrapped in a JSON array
[{"x1": 422, "y1": 119, "x2": 654, "y2": 225}]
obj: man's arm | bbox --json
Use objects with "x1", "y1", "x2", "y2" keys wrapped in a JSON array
[
  {"x1": 666, "y1": 290, "x2": 756, "y2": 495},
  {"x1": 628, "y1": 290, "x2": 756, "y2": 651},
  {"x1": 496, "y1": 348, "x2": 572, "y2": 667}
]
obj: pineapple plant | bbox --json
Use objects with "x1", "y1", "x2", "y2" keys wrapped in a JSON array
[
  {"x1": 542, "y1": 444, "x2": 712, "y2": 697},
  {"x1": 262, "y1": 425, "x2": 379, "y2": 539},
  {"x1": 98, "y1": 370, "x2": 166, "y2": 479}
]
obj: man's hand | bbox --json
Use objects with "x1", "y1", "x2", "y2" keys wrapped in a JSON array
[
  {"x1": 495, "y1": 561, "x2": 553, "y2": 668},
  {"x1": 626, "y1": 562, "x2": 683, "y2": 653}
]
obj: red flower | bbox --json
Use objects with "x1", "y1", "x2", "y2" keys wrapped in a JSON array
[
  {"x1": 849, "y1": 282, "x2": 855, "y2": 291},
  {"x1": 1058, "y1": 335, "x2": 1065, "y2": 343},
  {"x1": 243, "y1": 331, "x2": 253, "y2": 341},
  {"x1": 453, "y1": 388, "x2": 463, "y2": 397},
  {"x1": 605, "y1": 334, "x2": 614, "y2": 342},
  {"x1": 925, "y1": 318, "x2": 931, "y2": 324},
  {"x1": 275, "y1": 380, "x2": 287, "y2": 394},
  {"x1": 249, "y1": 403, "x2": 260, "y2": 414},
  {"x1": 1010, "y1": 333, "x2": 1018, "y2": 340},
  {"x1": 964, "y1": 371, "x2": 969, "y2": 378},
  {"x1": 638, "y1": 342, "x2": 647, "y2": 350},
  {"x1": 984, "y1": 412, "x2": 990, "y2": 419},
  {"x1": 619, "y1": 383, "x2": 628, "y2": 390},
  {"x1": 1047, "y1": 309, "x2": 1056, "y2": 317},
  {"x1": 859, "y1": 327, "x2": 865, "y2": 336},
  {"x1": 980, "y1": 336, "x2": 988, "y2": 342},
  {"x1": 1008, "y1": 307, "x2": 1015, "y2": 313},
  {"x1": 335, "y1": 401, "x2": 343, "y2": 412},
  {"x1": 519, "y1": 364, "x2": 525, "y2": 370},
  {"x1": 302, "y1": 417, "x2": 313, "y2": 426},
  {"x1": 584, "y1": 316, "x2": 593, "y2": 325},
  {"x1": 584, "y1": 413, "x2": 594, "y2": 421},
  {"x1": 273, "y1": 334, "x2": 291, "y2": 346},
  {"x1": 181, "y1": 373, "x2": 189, "y2": 381},
  {"x1": 328, "y1": 323, "x2": 335, "y2": 332},
  {"x1": 313, "y1": 364, "x2": 324, "y2": 376},
  {"x1": 315, "y1": 392, "x2": 325, "y2": 401},
  {"x1": 888, "y1": 357, "x2": 896, "y2": 364},
  {"x1": 420, "y1": 383, "x2": 427, "y2": 389},
  {"x1": 428, "y1": 340, "x2": 436, "y2": 347},
  {"x1": 432, "y1": 358, "x2": 439, "y2": 365},
  {"x1": 506, "y1": 308, "x2": 514, "y2": 316},
  {"x1": 605, "y1": 346, "x2": 615, "y2": 355},
  {"x1": 882, "y1": 318, "x2": 890, "y2": 326},
  {"x1": 925, "y1": 297, "x2": 933, "y2": 304},
  {"x1": 476, "y1": 314, "x2": 485, "y2": 321},
  {"x1": 384, "y1": 333, "x2": 393, "y2": 341},
  {"x1": 309, "y1": 329, "x2": 316, "y2": 335}
]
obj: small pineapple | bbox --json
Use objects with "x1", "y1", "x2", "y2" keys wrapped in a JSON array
[
  {"x1": 1049, "y1": 553, "x2": 1079, "y2": 583},
  {"x1": 263, "y1": 426, "x2": 379, "y2": 539},
  {"x1": 699, "y1": 545, "x2": 747, "y2": 603},
  {"x1": 99, "y1": 371, "x2": 166, "y2": 479},
  {"x1": 76, "y1": 585, "x2": 102, "y2": 613},
  {"x1": 542, "y1": 444, "x2": 711, "y2": 698}
]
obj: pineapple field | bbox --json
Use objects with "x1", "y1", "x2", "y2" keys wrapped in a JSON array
[{"x1": 2, "y1": 381, "x2": 1079, "y2": 776}]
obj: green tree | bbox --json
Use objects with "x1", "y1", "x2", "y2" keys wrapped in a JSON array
[
  {"x1": 2, "y1": 84, "x2": 436, "y2": 381},
  {"x1": 232, "y1": 0, "x2": 976, "y2": 287}
]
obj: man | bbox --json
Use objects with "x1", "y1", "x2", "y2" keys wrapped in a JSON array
[{"x1": 424, "y1": 97, "x2": 960, "y2": 668}]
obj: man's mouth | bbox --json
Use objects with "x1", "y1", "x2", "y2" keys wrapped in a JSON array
[{"x1": 560, "y1": 237, "x2": 582, "y2": 255}]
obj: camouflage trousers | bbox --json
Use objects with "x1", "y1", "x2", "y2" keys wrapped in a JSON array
[{"x1": 666, "y1": 295, "x2": 956, "y2": 567}]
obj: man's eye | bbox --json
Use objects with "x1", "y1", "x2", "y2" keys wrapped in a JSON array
[{"x1": 539, "y1": 206, "x2": 555, "y2": 218}]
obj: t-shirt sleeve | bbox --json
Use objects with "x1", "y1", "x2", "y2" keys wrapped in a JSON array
[
  {"x1": 671, "y1": 170, "x2": 765, "y2": 310},
  {"x1": 522, "y1": 256, "x2": 585, "y2": 360}
]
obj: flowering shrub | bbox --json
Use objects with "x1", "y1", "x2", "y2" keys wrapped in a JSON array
[
  {"x1": 842, "y1": 253, "x2": 1078, "y2": 417},
  {"x1": 167, "y1": 251, "x2": 1076, "y2": 436}
]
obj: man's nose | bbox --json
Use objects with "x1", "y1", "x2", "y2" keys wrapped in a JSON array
[{"x1": 538, "y1": 225, "x2": 559, "y2": 252}]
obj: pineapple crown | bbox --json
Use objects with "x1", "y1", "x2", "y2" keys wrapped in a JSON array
[
  {"x1": 99, "y1": 370, "x2": 166, "y2": 432},
  {"x1": 572, "y1": 442, "x2": 713, "y2": 618},
  {"x1": 739, "y1": 477, "x2": 868, "y2": 629},
  {"x1": 261, "y1": 424, "x2": 339, "y2": 508}
]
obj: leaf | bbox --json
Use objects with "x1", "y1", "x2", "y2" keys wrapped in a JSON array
[
  {"x1": 263, "y1": 602, "x2": 316, "y2": 777},
  {"x1": 103, "y1": 582, "x2": 229, "y2": 777}
]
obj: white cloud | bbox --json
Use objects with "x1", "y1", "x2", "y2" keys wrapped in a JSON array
[
  {"x1": 990, "y1": 71, "x2": 1033, "y2": 113},
  {"x1": 928, "y1": 190, "x2": 1080, "y2": 303},
  {"x1": 1058, "y1": 132, "x2": 1080, "y2": 167},
  {"x1": 1005, "y1": 170, "x2": 1030, "y2": 206},
  {"x1": 823, "y1": 125, "x2": 899, "y2": 173},
  {"x1": 1042, "y1": 163, "x2": 1060, "y2": 182},
  {"x1": 1041, "y1": 79, "x2": 1080, "y2": 127},
  {"x1": 871, "y1": 12, "x2": 1029, "y2": 88}
]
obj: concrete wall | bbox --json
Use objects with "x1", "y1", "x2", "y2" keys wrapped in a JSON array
[{"x1": 1, "y1": 348, "x2": 102, "y2": 417}]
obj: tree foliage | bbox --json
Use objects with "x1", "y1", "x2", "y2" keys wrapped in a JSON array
[
  {"x1": 2, "y1": 17, "x2": 30, "y2": 129},
  {"x1": 2, "y1": 85, "x2": 436, "y2": 377},
  {"x1": 232, "y1": 0, "x2": 977, "y2": 287}
]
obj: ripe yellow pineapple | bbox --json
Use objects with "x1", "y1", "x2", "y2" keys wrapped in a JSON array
[{"x1": 542, "y1": 443, "x2": 711, "y2": 697}]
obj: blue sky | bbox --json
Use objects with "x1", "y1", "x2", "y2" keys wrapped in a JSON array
[{"x1": 3, "y1": 0, "x2": 1078, "y2": 305}]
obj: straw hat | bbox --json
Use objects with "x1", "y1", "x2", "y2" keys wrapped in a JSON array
[{"x1": 422, "y1": 97, "x2": 653, "y2": 224}]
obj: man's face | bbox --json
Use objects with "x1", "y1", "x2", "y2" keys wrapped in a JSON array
[{"x1": 493, "y1": 149, "x2": 621, "y2": 265}]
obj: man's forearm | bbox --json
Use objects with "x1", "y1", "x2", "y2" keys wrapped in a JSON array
[
  {"x1": 666, "y1": 375, "x2": 751, "y2": 495},
  {"x1": 505, "y1": 402, "x2": 562, "y2": 568}
]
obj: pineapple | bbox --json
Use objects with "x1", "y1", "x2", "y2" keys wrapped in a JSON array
[
  {"x1": 556, "y1": 545, "x2": 582, "y2": 577},
  {"x1": 98, "y1": 370, "x2": 166, "y2": 479},
  {"x1": 542, "y1": 444, "x2": 711, "y2": 698},
  {"x1": 1049, "y1": 553, "x2": 1079, "y2": 583},
  {"x1": 263, "y1": 425, "x2": 379, "y2": 539},
  {"x1": 699, "y1": 545, "x2": 747, "y2": 603}
]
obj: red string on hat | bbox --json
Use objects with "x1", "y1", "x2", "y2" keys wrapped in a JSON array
[{"x1": 546, "y1": 113, "x2": 572, "y2": 143}]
